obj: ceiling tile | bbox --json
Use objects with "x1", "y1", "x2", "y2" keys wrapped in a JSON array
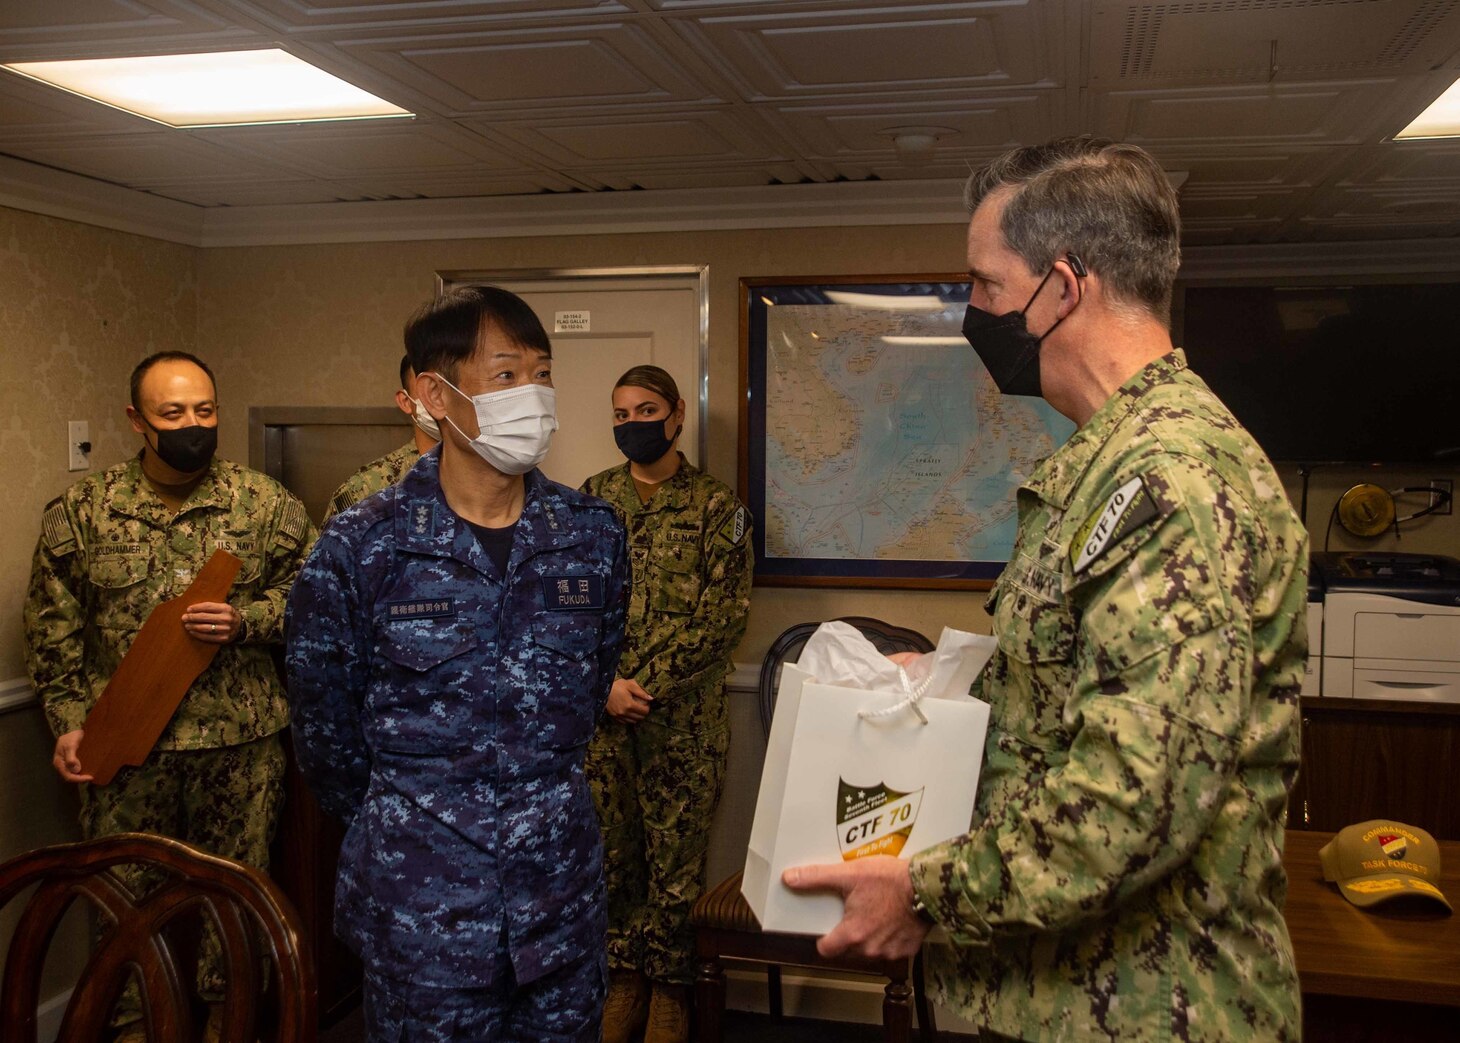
[
  {"x1": 0, "y1": 0, "x2": 257, "y2": 59},
  {"x1": 475, "y1": 107, "x2": 779, "y2": 166},
  {"x1": 191, "y1": 120, "x2": 526, "y2": 176},
  {"x1": 2, "y1": 132, "x2": 293, "y2": 183},
  {"x1": 337, "y1": 20, "x2": 711, "y2": 113},
  {"x1": 1090, "y1": 0, "x2": 1460, "y2": 86},
  {"x1": 674, "y1": 2, "x2": 1054, "y2": 99},
  {"x1": 1095, "y1": 82, "x2": 1398, "y2": 147},
  {"x1": 764, "y1": 91, "x2": 1058, "y2": 158},
  {"x1": 1339, "y1": 139, "x2": 1460, "y2": 186},
  {"x1": 239, "y1": 0, "x2": 631, "y2": 34}
]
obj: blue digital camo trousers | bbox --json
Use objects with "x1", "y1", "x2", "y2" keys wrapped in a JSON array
[{"x1": 363, "y1": 938, "x2": 606, "y2": 1042}]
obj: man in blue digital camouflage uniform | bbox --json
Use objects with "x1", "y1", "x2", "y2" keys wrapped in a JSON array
[{"x1": 286, "y1": 285, "x2": 629, "y2": 1042}]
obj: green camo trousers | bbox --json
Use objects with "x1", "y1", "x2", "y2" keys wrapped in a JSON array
[
  {"x1": 587, "y1": 681, "x2": 729, "y2": 985},
  {"x1": 78, "y1": 733, "x2": 286, "y2": 1021}
]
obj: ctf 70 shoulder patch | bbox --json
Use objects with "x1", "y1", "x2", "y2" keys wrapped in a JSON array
[
  {"x1": 1070, "y1": 475, "x2": 1160, "y2": 575},
  {"x1": 713, "y1": 505, "x2": 749, "y2": 550}
]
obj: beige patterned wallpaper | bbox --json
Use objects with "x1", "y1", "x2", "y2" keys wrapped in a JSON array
[
  {"x1": 1, "y1": 204, "x2": 197, "y2": 685},
  {"x1": 0, "y1": 205, "x2": 196, "y2": 994}
]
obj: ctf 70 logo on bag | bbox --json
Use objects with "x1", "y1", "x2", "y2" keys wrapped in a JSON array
[{"x1": 837, "y1": 779, "x2": 924, "y2": 860}]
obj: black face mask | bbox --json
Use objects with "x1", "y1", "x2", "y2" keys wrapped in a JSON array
[
  {"x1": 614, "y1": 418, "x2": 681, "y2": 465},
  {"x1": 961, "y1": 254, "x2": 1085, "y2": 398},
  {"x1": 145, "y1": 419, "x2": 217, "y2": 473}
]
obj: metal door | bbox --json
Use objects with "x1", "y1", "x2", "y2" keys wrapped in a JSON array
[{"x1": 248, "y1": 406, "x2": 411, "y2": 524}]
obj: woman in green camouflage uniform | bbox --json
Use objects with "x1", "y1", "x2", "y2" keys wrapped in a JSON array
[{"x1": 581, "y1": 366, "x2": 752, "y2": 1043}]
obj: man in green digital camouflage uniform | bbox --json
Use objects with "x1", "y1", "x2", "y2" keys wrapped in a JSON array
[
  {"x1": 24, "y1": 351, "x2": 315, "y2": 1040},
  {"x1": 582, "y1": 366, "x2": 753, "y2": 1043},
  {"x1": 785, "y1": 137, "x2": 1307, "y2": 1042},
  {"x1": 323, "y1": 354, "x2": 440, "y2": 521}
]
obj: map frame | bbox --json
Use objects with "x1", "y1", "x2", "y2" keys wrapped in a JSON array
[{"x1": 738, "y1": 274, "x2": 1074, "y2": 590}]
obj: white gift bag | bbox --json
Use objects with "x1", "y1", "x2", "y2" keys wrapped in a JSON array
[{"x1": 742, "y1": 623, "x2": 995, "y2": 935}]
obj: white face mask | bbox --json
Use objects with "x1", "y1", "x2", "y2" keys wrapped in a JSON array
[
  {"x1": 434, "y1": 376, "x2": 558, "y2": 475},
  {"x1": 408, "y1": 395, "x2": 441, "y2": 440}
]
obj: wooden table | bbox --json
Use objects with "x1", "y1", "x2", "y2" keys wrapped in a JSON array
[{"x1": 1283, "y1": 829, "x2": 1459, "y2": 1038}]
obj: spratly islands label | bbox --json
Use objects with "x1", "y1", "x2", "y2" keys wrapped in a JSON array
[{"x1": 837, "y1": 778, "x2": 924, "y2": 861}]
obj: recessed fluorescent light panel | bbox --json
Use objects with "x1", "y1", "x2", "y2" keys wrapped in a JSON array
[
  {"x1": 1397, "y1": 76, "x2": 1460, "y2": 139},
  {"x1": 1, "y1": 48, "x2": 412, "y2": 128}
]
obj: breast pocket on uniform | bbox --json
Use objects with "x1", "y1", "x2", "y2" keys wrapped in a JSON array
[
  {"x1": 993, "y1": 553, "x2": 1078, "y2": 745},
  {"x1": 531, "y1": 611, "x2": 602, "y2": 661},
  {"x1": 87, "y1": 549, "x2": 150, "y2": 630},
  {"x1": 531, "y1": 611, "x2": 603, "y2": 750},
  {"x1": 377, "y1": 619, "x2": 478, "y2": 673},
  {"x1": 649, "y1": 548, "x2": 702, "y2": 615},
  {"x1": 371, "y1": 617, "x2": 480, "y2": 754}
]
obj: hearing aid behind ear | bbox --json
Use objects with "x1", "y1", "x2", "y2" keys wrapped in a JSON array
[{"x1": 1066, "y1": 254, "x2": 1088, "y2": 277}]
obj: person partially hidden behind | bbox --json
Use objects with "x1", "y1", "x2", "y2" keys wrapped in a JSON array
[
  {"x1": 784, "y1": 137, "x2": 1309, "y2": 1042},
  {"x1": 286, "y1": 286, "x2": 629, "y2": 1042},
  {"x1": 24, "y1": 350, "x2": 315, "y2": 1042},
  {"x1": 323, "y1": 353, "x2": 441, "y2": 522}
]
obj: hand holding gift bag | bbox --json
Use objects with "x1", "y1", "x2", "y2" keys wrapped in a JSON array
[{"x1": 742, "y1": 622, "x2": 995, "y2": 935}]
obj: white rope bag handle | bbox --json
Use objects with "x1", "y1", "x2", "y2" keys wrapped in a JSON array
[{"x1": 856, "y1": 663, "x2": 932, "y2": 725}]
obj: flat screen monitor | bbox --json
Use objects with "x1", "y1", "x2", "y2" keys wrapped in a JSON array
[{"x1": 1176, "y1": 281, "x2": 1460, "y2": 464}]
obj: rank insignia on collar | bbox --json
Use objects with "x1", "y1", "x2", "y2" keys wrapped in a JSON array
[
  {"x1": 411, "y1": 502, "x2": 433, "y2": 536},
  {"x1": 1070, "y1": 475, "x2": 1159, "y2": 575}
]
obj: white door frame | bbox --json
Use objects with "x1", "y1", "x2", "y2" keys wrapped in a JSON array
[{"x1": 435, "y1": 266, "x2": 710, "y2": 464}]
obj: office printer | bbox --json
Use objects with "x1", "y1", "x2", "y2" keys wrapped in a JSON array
[{"x1": 1309, "y1": 551, "x2": 1460, "y2": 702}]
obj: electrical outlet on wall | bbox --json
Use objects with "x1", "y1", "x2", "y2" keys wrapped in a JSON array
[{"x1": 68, "y1": 420, "x2": 91, "y2": 471}]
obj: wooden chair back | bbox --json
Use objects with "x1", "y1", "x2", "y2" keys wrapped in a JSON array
[{"x1": 0, "y1": 832, "x2": 315, "y2": 1043}]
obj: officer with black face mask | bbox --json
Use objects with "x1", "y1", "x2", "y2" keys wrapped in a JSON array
[
  {"x1": 24, "y1": 350, "x2": 315, "y2": 1043},
  {"x1": 579, "y1": 364, "x2": 753, "y2": 1043},
  {"x1": 783, "y1": 136, "x2": 1308, "y2": 1043}
]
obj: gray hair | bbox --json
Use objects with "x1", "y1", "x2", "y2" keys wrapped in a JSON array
[{"x1": 965, "y1": 136, "x2": 1181, "y2": 322}]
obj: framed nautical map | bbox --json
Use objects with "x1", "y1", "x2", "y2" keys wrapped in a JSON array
[{"x1": 740, "y1": 275, "x2": 1075, "y2": 589}]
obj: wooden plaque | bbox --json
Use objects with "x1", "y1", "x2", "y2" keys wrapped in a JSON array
[{"x1": 79, "y1": 550, "x2": 242, "y2": 786}]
